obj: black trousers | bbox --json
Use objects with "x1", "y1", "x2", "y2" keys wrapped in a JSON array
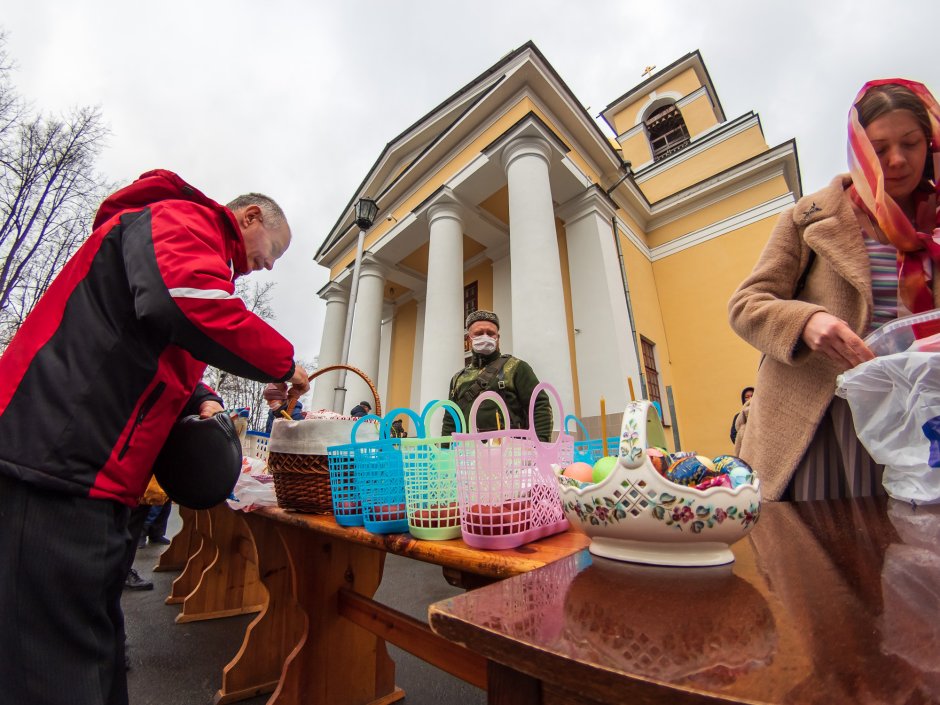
[{"x1": 0, "y1": 475, "x2": 130, "y2": 705}]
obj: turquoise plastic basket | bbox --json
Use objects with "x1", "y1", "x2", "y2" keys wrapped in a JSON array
[
  {"x1": 326, "y1": 414, "x2": 382, "y2": 527},
  {"x1": 357, "y1": 408, "x2": 423, "y2": 534},
  {"x1": 564, "y1": 414, "x2": 619, "y2": 465},
  {"x1": 401, "y1": 400, "x2": 465, "y2": 540}
]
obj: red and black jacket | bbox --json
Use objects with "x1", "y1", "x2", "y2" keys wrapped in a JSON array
[{"x1": 0, "y1": 170, "x2": 295, "y2": 505}]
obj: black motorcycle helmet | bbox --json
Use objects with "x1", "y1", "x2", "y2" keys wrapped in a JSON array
[{"x1": 152, "y1": 413, "x2": 242, "y2": 509}]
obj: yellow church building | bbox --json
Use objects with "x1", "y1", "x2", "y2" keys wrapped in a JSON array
[{"x1": 311, "y1": 42, "x2": 801, "y2": 455}]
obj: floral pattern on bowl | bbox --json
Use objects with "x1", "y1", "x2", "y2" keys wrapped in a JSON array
[{"x1": 556, "y1": 401, "x2": 762, "y2": 567}]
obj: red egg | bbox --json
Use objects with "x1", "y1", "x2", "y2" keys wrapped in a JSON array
[{"x1": 562, "y1": 461, "x2": 594, "y2": 483}]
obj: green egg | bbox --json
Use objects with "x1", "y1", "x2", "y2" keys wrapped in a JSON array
[{"x1": 592, "y1": 455, "x2": 618, "y2": 483}]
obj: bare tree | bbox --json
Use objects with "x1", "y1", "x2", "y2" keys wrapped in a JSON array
[{"x1": 0, "y1": 32, "x2": 111, "y2": 348}]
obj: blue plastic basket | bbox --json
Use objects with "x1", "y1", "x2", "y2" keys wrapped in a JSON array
[
  {"x1": 564, "y1": 414, "x2": 619, "y2": 464},
  {"x1": 326, "y1": 414, "x2": 382, "y2": 527},
  {"x1": 357, "y1": 408, "x2": 423, "y2": 534}
]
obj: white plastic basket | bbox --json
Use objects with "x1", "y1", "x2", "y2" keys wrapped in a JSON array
[{"x1": 242, "y1": 431, "x2": 270, "y2": 462}]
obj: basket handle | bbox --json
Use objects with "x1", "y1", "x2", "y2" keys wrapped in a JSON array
[
  {"x1": 285, "y1": 363, "x2": 382, "y2": 417},
  {"x1": 527, "y1": 382, "x2": 565, "y2": 438},
  {"x1": 351, "y1": 413, "x2": 384, "y2": 442},
  {"x1": 618, "y1": 400, "x2": 668, "y2": 469},
  {"x1": 421, "y1": 399, "x2": 465, "y2": 436},
  {"x1": 563, "y1": 413, "x2": 591, "y2": 440},
  {"x1": 467, "y1": 391, "x2": 512, "y2": 434},
  {"x1": 381, "y1": 407, "x2": 424, "y2": 438}
]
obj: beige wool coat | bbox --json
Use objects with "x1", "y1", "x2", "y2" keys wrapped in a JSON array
[{"x1": 728, "y1": 175, "x2": 940, "y2": 500}]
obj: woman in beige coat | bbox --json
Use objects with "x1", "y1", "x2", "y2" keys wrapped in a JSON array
[{"x1": 729, "y1": 80, "x2": 940, "y2": 501}]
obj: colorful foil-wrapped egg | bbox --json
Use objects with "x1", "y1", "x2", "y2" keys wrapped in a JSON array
[
  {"x1": 694, "y1": 474, "x2": 733, "y2": 491},
  {"x1": 646, "y1": 447, "x2": 668, "y2": 475},
  {"x1": 712, "y1": 455, "x2": 755, "y2": 488},
  {"x1": 666, "y1": 455, "x2": 713, "y2": 487}
]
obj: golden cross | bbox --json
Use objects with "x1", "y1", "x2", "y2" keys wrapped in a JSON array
[{"x1": 642, "y1": 65, "x2": 656, "y2": 78}]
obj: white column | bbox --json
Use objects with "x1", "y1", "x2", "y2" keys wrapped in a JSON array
[
  {"x1": 410, "y1": 292, "x2": 426, "y2": 414},
  {"x1": 558, "y1": 189, "x2": 641, "y2": 416},
  {"x1": 311, "y1": 282, "x2": 348, "y2": 411},
  {"x1": 377, "y1": 302, "x2": 395, "y2": 409},
  {"x1": 489, "y1": 243, "x2": 513, "y2": 353},
  {"x1": 419, "y1": 201, "x2": 466, "y2": 410},
  {"x1": 501, "y1": 135, "x2": 575, "y2": 417},
  {"x1": 345, "y1": 254, "x2": 386, "y2": 415}
]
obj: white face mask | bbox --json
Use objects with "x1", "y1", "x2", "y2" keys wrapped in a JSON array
[{"x1": 471, "y1": 334, "x2": 498, "y2": 355}]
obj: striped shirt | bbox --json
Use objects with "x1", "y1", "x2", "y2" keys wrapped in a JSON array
[{"x1": 863, "y1": 231, "x2": 899, "y2": 332}]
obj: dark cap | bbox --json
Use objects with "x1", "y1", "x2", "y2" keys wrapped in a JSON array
[{"x1": 465, "y1": 309, "x2": 499, "y2": 330}]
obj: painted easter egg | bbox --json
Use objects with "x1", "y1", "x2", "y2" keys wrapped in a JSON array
[
  {"x1": 646, "y1": 447, "x2": 668, "y2": 475},
  {"x1": 562, "y1": 461, "x2": 595, "y2": 483},
  {"x1": 712, "y1": 455, "x2": 755, "y2": 488},
  {"x1": 666, "y1": 456, "x2": 711, "y2": 486},
  {"x1": 592, "y1": 456, "x2": 618, "y2": 483}
]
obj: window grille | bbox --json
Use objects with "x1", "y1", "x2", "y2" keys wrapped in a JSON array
[
  {"x1": 640, "y1": 337, "x2": 662, "y2": 407},
  {"x1": 645, "y1": 103, "x2": 691, "y2": 162}
]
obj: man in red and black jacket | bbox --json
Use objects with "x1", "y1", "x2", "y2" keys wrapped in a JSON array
[{"x1": 0, "y1": 170, "x2": 309, "y2": 705}]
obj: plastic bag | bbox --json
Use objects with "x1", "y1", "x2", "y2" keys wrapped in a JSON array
[
  {"x1": 836, "y1": 351, "x2": 940, "y2": 504},
  {"x1": 226, "y1": 470, "x2": 278, "y2": 511}
]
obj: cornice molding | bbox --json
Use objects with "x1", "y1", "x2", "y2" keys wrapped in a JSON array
[
  {"x1": 649, "y1": 193, "x2": 795, "y2": 262},
  {"x1": 556, "y1": 186, "x2": 617, "y2": 225},
  {"x1": 317, "y1": 280, "x2": 349, "y2": 303}
]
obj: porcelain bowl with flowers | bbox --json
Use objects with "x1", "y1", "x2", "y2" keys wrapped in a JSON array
[{"x1": 556, "y1": 401, "x2": 761, "y2": 567}]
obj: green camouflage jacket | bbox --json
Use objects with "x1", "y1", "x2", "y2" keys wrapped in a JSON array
[{"x1": 441, "y1": 350, "x2": 552, "y2": 441}]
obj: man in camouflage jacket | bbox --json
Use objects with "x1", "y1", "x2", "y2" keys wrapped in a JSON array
[{"x1": 441, "y1": 310, "x2": 551, "y2": 441}]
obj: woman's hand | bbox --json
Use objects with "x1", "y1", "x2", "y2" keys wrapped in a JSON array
[{"x1": 801, "y1": 311, "x2": 875, "y2": 369}]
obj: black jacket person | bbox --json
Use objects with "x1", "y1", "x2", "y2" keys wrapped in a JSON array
[{"x1": 441, "y1": 310, "x2": 552, "y2": 442}]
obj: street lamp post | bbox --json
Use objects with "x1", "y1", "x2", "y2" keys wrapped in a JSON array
[{"x1": 332, "y1": 196, "x2": 379, "y2": 414}]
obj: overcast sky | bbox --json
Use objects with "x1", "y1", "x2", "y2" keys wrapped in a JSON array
[{"x1": 3, "y1": 1, "x2": 937, "y2": 364}]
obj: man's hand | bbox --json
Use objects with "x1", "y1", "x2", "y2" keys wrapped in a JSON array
[
  {"x1": 198, "y1": 400, "x2": 225, "y2": 419},
  {"x1": 801, "y1": 311, "x2": 874, "y2": 370},
  {"x1": 288, "y1": 363, "x2": 310, "y2": 396}
]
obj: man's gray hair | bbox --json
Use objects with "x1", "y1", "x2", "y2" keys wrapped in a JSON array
[{"x1": 226, "y1": 193, "x2": 287, "y2": 228}]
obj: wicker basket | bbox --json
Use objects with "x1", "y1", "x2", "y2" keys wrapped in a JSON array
[{"x1": 269, "y1": 364, "x2": 381, "y2": 514}]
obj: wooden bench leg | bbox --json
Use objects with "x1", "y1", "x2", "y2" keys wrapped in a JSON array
[
  {"x1": 154, "y1": 505, "x2": 197, "y2": 572},
  {"x1": 214, "y1": 512, "x2": 303, "y2": 704},
  {"x1": 177, "y1": 505, "x2": 265, "y2": 623},
  {"x1": 267, "y1": 521, "x2": 403, "y2": 705},
  {"x1": 167, "y1": 509, "x2": 216, "y2": 605}
]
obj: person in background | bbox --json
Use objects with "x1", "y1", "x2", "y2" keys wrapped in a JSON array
[
  {"x1": 140, "y1": 501, "x2": 173, "y2": 547},
  {"x1": 0, "y1": 170, "x2": 310, "y2": 705},
  {"x1": 389, "y1": 418, "x2": 408, "y2": 438},
  {"x1": 350, "y1": 400, "x2": 372, "y2": 418},
  {"x1": 730, "y1": 387, "x2": 754, "y2": 444},
  {"x1": 263, "y1": 382, "x2": 305, "y2": 434},
  {"x1": 441, "y1": 310, "x2": 552, "y2": 442},
  {"x1": 729, "y1": 80, "x2": 939, "y2": 501}
]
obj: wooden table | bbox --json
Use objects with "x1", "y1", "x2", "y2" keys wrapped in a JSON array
[
  {"x1": 214, "y1": 507, "x2": 590, "y2": 705},
  {"x1": 430, "y1": 497, "x2": 940, "y2": 704},
  {"x1": 164, "y1": 504, "x2": 265, "y2": 623}
]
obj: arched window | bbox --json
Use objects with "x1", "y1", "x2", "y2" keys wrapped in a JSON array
[{"x1": 645, "y1": 102, "x2": 690, "y2": 162}]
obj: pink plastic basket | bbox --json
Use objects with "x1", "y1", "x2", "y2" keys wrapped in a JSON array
[{"x1": 452, "y1": 384, "x2": 569, "y2": 550}]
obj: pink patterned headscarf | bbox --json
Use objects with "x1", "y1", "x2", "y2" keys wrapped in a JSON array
[{"x1": 848, "y1": 79, "x2": 940, "y2": 314}]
